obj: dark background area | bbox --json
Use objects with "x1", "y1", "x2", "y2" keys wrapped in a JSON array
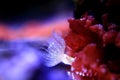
[{"x1": 0, "y1": 0, "x2": 74, "y2": 24}]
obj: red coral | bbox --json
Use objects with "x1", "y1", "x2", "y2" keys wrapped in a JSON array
[
  {"x1": 65, "y1": 15, "x2": 120, "y2": 80},
  {"x1": 102, "y1": 30, "x2": 118, "y2": 46},
  {"x1": 65, "y1": 18, "x2": 98, "y2": 52},
  {"x1": 115, "y1": 32, "x2": 120, "y2": 48}
]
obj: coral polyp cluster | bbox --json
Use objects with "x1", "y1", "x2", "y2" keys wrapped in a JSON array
[{"x1": 64, "y1": 15, "x2": 120, "y2": 80}]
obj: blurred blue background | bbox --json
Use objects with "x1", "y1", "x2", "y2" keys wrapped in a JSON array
[{"x1": 0, "y1": 0, "x2": 73, "y2": 80}]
